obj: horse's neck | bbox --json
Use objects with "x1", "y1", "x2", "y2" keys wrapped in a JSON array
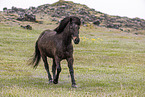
[{"x1": 61, "y1": 25, "x2": 72, "y2": 46}]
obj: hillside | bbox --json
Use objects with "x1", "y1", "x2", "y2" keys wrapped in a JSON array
[{"x1": 1, "y1": 1, "x2": 145, "y2": 33}]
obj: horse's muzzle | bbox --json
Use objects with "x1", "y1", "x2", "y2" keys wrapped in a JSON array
[{"x1": 73, "y1": 37, "x2": 80, "y2": 44}]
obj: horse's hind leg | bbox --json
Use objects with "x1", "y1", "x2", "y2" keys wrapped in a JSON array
[{"x1": 41, "y1": 55, "x2": 53, "y2": 83}]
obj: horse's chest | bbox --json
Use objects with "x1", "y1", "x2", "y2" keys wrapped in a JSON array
[{"x1": 57, "y1": 48, "x2": 72, "y2": 59}]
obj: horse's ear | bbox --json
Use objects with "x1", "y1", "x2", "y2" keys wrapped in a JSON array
[{"x1": 70, "y1": 18, "x2": 73, "y2": 24}]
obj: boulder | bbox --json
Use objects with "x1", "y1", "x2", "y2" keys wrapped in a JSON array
[
  {"x1": 17, "y1": 13, "x2": 36, "y2": 22},
  {"x1": 93, "y1": 19, "x2": 101, "y2": 26},
  {"x1": 21, "y1": 25, "x2": 32, "y2": 30}
]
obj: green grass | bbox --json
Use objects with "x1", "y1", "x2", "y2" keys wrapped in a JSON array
[{"x1": 0, "y1": 23, "x2": 145, "y2": 97}]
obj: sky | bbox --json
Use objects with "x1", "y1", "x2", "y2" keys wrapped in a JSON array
[{"x1": 0, "y1": 0, "x2": 145, "y2": 19}]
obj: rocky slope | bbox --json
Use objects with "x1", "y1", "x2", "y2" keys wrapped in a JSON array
[{"x1": 1, "y1": 1, "x2": 145, "y2": 32}]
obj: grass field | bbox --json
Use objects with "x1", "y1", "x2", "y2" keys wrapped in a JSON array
[{"x1": 0, "y1": 22, "x2": 145, "y2": 97}]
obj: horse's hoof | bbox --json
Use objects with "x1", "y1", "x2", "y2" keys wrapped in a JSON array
[
  {"x1": 53, "y1": 80, "x2": 58, "y2": 84},
  {"x1": 49, "y1": 80, "x2": 53, "y2": 84},
  {"x1": 72, "y1": 84, "x2": 77, "y2": 88}
]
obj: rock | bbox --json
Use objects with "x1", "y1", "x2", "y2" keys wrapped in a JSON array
[
  {"x1": 120, "y1": 28, "x2": 123, "y2": 31},
  {"x1": 25, "y1": 14, "x2": 36, "y2": 22},
  {"x1": 106, "y1": 23, "x2": 120, "y2": 29},
  {"x1": 3, "y1": 7, "x2": 7, "y2": 12},
  {"x1": 38, "y1": 21, "x2": 43, "y2": 24},
  {"x1": 21, "y1": 25, "x2": 32, "y2": 30},
  {"x1": 17, "y1": 13, "x2": 36, "y2": 22},
  {"x1": 52, "y1": 18, "x2": 58, "y2": 22},
  {"x1": 93, "y1": 19, "x2": 101, "y2": 26},
  {"x1": 134, "y1": 32, "x2": 138, "y2": 35}
]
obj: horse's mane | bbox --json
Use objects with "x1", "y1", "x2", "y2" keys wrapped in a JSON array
[{"x1": 54, "y1": 16, "x2": 81, "y2": 33}]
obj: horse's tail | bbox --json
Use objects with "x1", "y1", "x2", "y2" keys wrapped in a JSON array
[{"x1": 29, "y1": 40, "x2": 41, "y2": 69}]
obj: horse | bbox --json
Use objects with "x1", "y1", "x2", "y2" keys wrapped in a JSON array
[{"x1": 29, "y1": 16, "x2": 81, "y2": 88}]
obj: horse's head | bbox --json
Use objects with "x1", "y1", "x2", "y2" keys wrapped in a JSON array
[
  {"x1": 54, "y1": 16, "x2": 81, "y2": 44},
  {"x1": 69, "y1": 17, "x2": 81, "y2": 44}
]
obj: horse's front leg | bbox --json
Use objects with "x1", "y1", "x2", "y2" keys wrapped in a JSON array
[
  {"x1": 52, "y1": 58, "x2": 56, "y2": 80},
  {"x1": 53, "y1": 57, "x2": 61, "y2": 84},
  {"x1": 67, "y1": 57, "x2": 77, "y2": 88}
]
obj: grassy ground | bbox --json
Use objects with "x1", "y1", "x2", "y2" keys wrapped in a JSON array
[{"x1": 0, "y1": 22, "x2": 145, "y2": 97}]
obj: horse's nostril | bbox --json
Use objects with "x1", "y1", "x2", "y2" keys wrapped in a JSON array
[
  {"x1": 74, "y1": 38, "x2": 80, "y2": 44},
  {"x1": 76, "y1": 38, "x2": 80, "y2": 42}
]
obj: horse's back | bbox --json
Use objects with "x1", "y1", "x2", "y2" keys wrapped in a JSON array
[
  {"x1": 45, "y1": 29, "x2": 57, "y2": 36},
  {"x1": 38, "y1": 29, "x2": 56, "y2": 40}
]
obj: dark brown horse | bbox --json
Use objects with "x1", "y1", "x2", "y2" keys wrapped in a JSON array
[{"x1": 29, "y1": 16, "x2": 81, "y2": 88}]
